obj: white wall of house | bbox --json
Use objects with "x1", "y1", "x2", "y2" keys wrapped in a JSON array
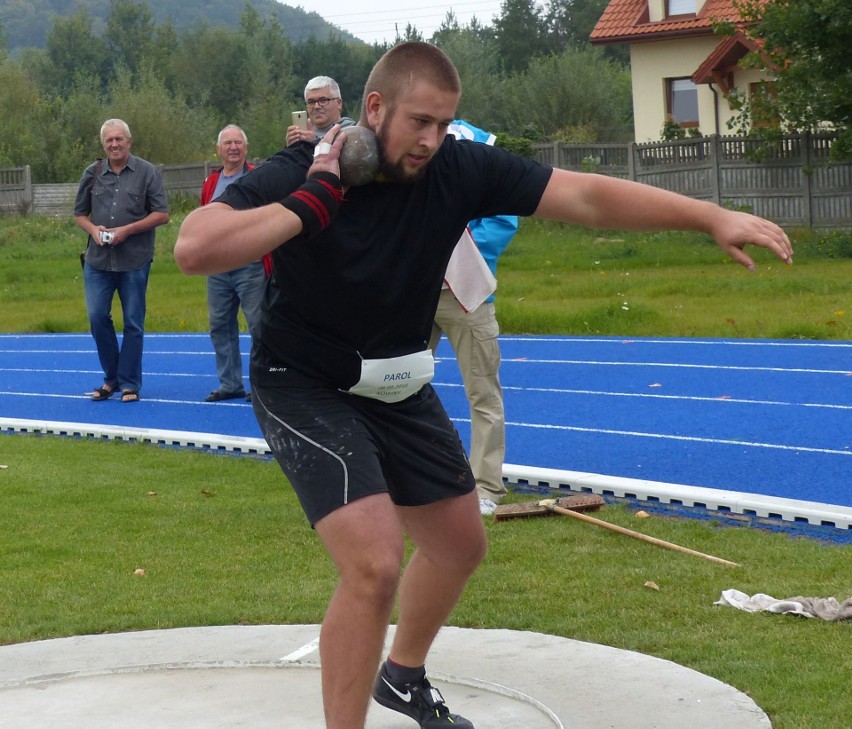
[
  {"x1": 630, "y1": 38, "x2": 717, "y2": 141},
  {"x1": 629, "y1": 39, "x2": 768, "y2": 141}
]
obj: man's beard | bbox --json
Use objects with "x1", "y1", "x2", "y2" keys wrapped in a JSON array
[{"x1": 375, "y1": 125, "x2": 430, "y2": 184}]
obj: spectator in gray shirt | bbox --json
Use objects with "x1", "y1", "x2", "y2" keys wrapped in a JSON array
[{"x1": 73, "y1": 118, "x2": 169, "y2": 403}]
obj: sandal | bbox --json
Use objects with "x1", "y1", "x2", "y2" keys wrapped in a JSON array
[
  {"x1": 121, "y1": 389, "x2": 140, "y2": 403},
  {"x1": 92, "y1": 385, "x2": 117, "y2": 401}
]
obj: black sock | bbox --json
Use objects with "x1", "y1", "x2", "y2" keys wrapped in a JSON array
[{"x1": 384, "y1": 658, "x2": 426, "y2": 685}]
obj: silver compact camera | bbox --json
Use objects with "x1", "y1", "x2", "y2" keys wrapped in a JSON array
[{"x1": 99, "y1": 231, "x2": 114, "y2": 245}]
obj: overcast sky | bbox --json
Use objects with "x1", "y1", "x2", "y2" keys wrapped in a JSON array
[{"x1": 282, "y1": 0, "x2": 505, "y2": 45}]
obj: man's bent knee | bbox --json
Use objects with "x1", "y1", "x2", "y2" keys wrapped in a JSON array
[
  {"x1": 459, "y1": 530, "x2": 488, "y2": 574},
  {"x1": 317, "y1": 496, "x2": 405, "y2": 606},
  {"x1": 338, "y1": 553, "x2": 402, "y2": 609}
]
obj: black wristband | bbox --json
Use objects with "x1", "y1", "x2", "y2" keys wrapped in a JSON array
[{"x1": 280, "y1": 171, "x2": 344, "y2": 238}]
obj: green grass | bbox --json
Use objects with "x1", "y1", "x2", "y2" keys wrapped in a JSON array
[
  {"x1": 0, "y1": 438, "x2": 334, "y2": 640},
  {"x1": 1, "y1": 214, "x2": 851, "y2": 727},
  {"x1": 0, "y1": 435, "x2": 850, "y2": 728},
  {"x1": 496, "y1": 221, "x2": 851, "y2": 340},
  {"x1": 0, "y1": 211, "x2": 208, "y2": 333},
  {"x1": 0, "y1": 214, "x2": 850, "y2": 338}
]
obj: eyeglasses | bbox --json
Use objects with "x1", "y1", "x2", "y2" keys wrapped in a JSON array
[{"x1": 306, "y1": 97, "x2": 340, "y2": 108}]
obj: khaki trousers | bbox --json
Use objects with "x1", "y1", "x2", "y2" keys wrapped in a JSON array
[{"x1": 430, "y1": 288, "x2": 507, "y2": 501}]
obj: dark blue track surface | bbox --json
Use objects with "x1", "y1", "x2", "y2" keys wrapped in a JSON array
[{"x1": 1, "y1": 333, "x2": 849, "y2": 511}]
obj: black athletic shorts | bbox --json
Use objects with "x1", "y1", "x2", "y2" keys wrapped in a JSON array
[{"x1": 252, "y1": 367, "x2": 475, "y2": 526}]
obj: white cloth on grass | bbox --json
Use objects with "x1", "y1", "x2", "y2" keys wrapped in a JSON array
[{"x1": 715, "y1": 589, "x2": 852, "y2": 621}]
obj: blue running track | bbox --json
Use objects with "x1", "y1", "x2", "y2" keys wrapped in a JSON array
[{"x1": 1, "y1": 333, "x2": 849, "y2": 539}]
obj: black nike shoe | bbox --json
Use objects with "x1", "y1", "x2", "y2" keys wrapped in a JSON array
[{"x1": 372, "y1": 663, "x2": 475, "y2": 728}]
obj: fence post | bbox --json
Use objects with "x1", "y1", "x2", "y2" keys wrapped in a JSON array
[
  {"x1": 801, "y1": 131, "x2": 813, "y2": 227},
  {"x1": 24, "y1": 165, "x2": 33, "y2": 216},
  {"x1": 627, "y1": 142, "x2": 637, "y2": 181},
  {"x1": 709, "y1": 135, "x2": 721, "y2": 206}
]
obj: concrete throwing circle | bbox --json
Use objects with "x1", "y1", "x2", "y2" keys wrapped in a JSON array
[
  {"x1": 0, "y1": 625, "x2": 770, "y2": 728},
  {"x1": 0, "y1": 666, "x2": 558, "y2": 728}
]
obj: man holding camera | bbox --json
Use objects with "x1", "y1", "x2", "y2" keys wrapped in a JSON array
[
  {"x1": 74, "y1": 118, "x2": 169, "y2": 403},
  {"x1": 286, "y1": 75, "x2": 355, "y2": 146}
]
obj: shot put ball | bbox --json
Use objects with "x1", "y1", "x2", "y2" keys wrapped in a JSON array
[{"x1": 338, "y1": 126, "x2": 379, "y2": 186}]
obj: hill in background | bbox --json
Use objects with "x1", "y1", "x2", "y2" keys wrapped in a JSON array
[{"x1": 0, "y1": 0, "x2": 360, "y2": 55}]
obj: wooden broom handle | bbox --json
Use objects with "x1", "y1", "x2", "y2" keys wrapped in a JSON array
[{"x1": 548, "y1": 503, "x2": 740, "y2": 567}]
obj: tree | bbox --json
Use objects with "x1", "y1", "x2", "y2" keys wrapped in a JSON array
[
  {"x1": 431, "y1": 9, "x2": 461, "y2": 44},
  {"x1": 543, "y1": 0, "x2": 628, "y2": 63},
  {"x1": 170, "y1": 25, "x2": 254, "y2": 120},
  {"x1": 236, "y1": 13, "x2": 298, "y2": 157},
  {"x1": 238, "y1": 2, "x2": 264, "y2": 38},
  {"x1": 38, "y1": 75, "x2": 107, "y2": 182},
  {"x1": 395, "y1": 23, "x2": 424, "y2": 43},
  {"x1": 106, "y1": 66, "x2": 216, "y2": 164},
  {"x1": 434, "y1": 22, "x2": 504, "y2": 126},
  {"x1": 150, "y1": 19, "x2": 180, "y2": 93},
  {"x1": 496, "y1": 45, "x2": 632, "y2": 140},
  {"x1": 734, "y1": 0, "x2": 852, "y2": 158},
  {"x1": 493, "y1": 0, "x2": 547, "y2": 74},
  {"x1": 41, "y1": 10, "x2": 108, "y2": 96},
  {"x1": 104, "y1": 0, "x2": 157, "y2": 82},
  {"x1": 0, "y1": 58, "x2": 43, "y2": 168}
]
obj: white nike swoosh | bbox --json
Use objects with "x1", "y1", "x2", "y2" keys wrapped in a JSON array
[{"x1": 381, "y1": 676, "x2": 412, "y2": 702}]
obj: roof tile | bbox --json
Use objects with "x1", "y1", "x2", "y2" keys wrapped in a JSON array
[{"x1": 591, "y1": 0, "x2": 745, "y2": 43}]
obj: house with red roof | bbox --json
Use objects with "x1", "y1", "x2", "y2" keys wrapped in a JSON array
[{"x1": 591, "y1": 0, "x2": 767, "y2": 142}]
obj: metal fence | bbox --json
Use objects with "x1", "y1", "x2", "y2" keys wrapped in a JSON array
[
  {"x1": 2, "y1": 133, "x2": 851, "y2": 228},
  {"x1": 0, "y1": 166, "x2": 34, "y2": 216},
  {"x1": 0, "y1": 161, "x2": 218, "y2": 218},
  {"x1": 531, "y1": 132, "x2": 851, "y2": 229}
]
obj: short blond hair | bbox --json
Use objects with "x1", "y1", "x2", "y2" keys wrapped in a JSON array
[{"x1": 360, "y1": 42, "x2": 461, "y2": 119}]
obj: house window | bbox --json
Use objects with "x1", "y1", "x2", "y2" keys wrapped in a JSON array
[
  {"x1": 749, "y1": 81, "x2": 780, "y2": 128},
  {"x1": 667, "y1": 0, "x2": 697, "y2": 16},
  {"x1": 667, "y1": 78, "x2": 699, "y2": 127}
]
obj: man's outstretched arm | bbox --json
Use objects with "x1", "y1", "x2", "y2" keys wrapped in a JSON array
[{"x1": 535, "y1": 168, "x2": 793, "y2": 270}]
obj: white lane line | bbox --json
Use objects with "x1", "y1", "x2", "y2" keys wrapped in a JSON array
[
  {"x1": 0, "y1": 333, "x2": 211, "y2": 340},
  {"x1": 280, "y1": 637, "x2": 320, "y2": 663},
  {"x1": 493, "y1": 419, "x2": 851, "y2": 457},
  {"x1": 435, "y1": 381, "x2": 852, "y2": 410},
  {"x1": 0, "y1": 370, "x2": 217, "y2": 379},
  {"x1": 497, "y1": 358, "x2": 851, "y2": 375},
  {"x1": 2, "y1": 333, "x2": 849, "y2": 348},
  {"x1": 501, "y1": 337, "x2": 852, "y2": 349},
  {"x1": 0, "y1": 391, "x2": 251, "y2": 405},
  {"x1": 1, "y1": 378, "x2": 849, "y2": 411},
  {"x1": 0, "y1": 350, "x2": 221, "y2": 356}
]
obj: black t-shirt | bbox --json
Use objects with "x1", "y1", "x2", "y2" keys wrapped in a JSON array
[{"x1": 217, "y1": 136, "x2": 553, "y2": 390}]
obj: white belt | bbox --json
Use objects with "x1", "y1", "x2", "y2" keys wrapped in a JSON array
[{"x1": 346, "y1": 349, "x2": 434, "y2": 403}]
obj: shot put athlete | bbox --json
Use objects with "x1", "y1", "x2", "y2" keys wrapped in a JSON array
[{"x1": 174, "y1": 42, "x2": 791, "y2": 729}]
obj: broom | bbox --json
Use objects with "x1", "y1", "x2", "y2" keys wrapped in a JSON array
[{"x1": 494, "y1": 495, "x2": 739, "y2": 567}]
